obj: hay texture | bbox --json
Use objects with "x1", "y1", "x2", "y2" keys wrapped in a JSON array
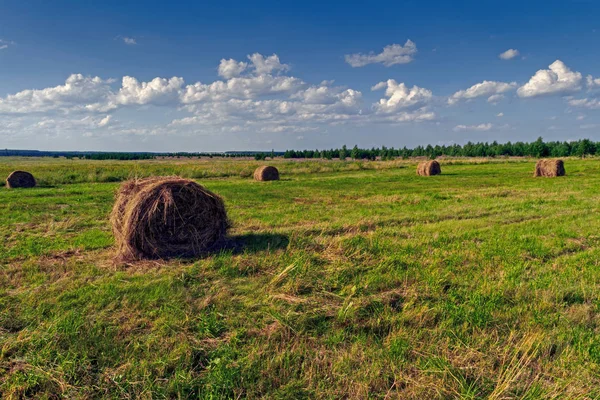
[
  {"x1": 534, "y1": 159, "x2": 565, "y2": 177},
  {"x1": 6, "y1": 171, "x2": 36, "y2": 188},
  {"x1": 417, "y1": 160, "x2": 441, "y2": 176},
  {"x1": 254, "y1": 166, "x2": 280, "y2": 181},
  {"x1": 110, "y1": 177, "x2": 229, "y2": 261}
]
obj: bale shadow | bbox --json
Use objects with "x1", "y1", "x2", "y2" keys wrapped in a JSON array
[{"x1": 219, "y1": 232, "x2": 289, "y2": 255}]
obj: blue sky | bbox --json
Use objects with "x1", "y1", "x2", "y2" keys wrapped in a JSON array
[{"x1": 1, "y1": 0, "x2": 599, "y2": 151}]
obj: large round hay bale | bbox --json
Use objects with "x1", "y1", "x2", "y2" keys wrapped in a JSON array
[
  {"x1": 110, "y1": 177, "x2": 229, "y2": 261},
  {"x1": 6, "y1": 171, "x2": 36, "y2": 188},
  {"x1": 417, "y1": 160, "x2": 441, "y2": 176},
  {"x1": 534, "y1": 159, "x2": 565, "y2": 177},
  {"x1": 254, "y1": 166, "x2": 280, "y2": 181}
]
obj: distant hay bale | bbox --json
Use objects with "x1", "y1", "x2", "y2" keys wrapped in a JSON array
[
  {"x1": 6, "y1": 171, "x2": 36, "y2": 188},
  {"x1": 416, "y1": 160, "x2": 441, "y2": 176},
  {"x1": 534, "y1": 159, "x2": 565, "y2": 177},
  {"x1": 110, "y1": 176, "x2": 229, "y2": 261},
  {"x1": 254, "y1": 166, "x2": 280, "y2": 181}
]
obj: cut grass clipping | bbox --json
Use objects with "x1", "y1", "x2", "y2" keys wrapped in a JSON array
[
  {"x1": 417, "y1": 160, "x2": 441, "y2": 176},
  {"x1": 254, "y1": 165, "x2": 280, "y2": 181},
  {"x1": 6, "y1": 170, "x2": 36, "y2": 188},
  {"x1": 110, "y1": 176, "x2": 229, "y2": 261},
  {"x1": 534, "y1": 159, "x2": 565, "y2": 177}
]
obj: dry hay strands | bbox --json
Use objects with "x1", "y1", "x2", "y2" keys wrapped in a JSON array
[
  {"x1": 416, "y1": 160, "x2": 441, "y2": 176},
  {"x1": 254, "y1": 165, "x2": 280, "y2": 181},
  {"x1": 6, "y1": 171, "x2": 36, "y2": 188},
  {"x1": 111, "y1": 176, "x2": 230, "y2": 261},
  {"x1": 534, "y1": 159, "x2": 565, "y2": 177}
]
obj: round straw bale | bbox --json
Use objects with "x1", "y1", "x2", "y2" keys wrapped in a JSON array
[
  {"x1": 110, "y1": 177, "x2": 229, "y2": 261},
  {"x1": 416, "y1": 160, "x2": 441, "y2": 176},
  {"x1": 6, "y1": 171, "x2": 36, "y2": 188},
  {"x1": 534, "y1": 159, "x2": 565, "y2": 177},
  {"x1": 254, "y1": 166, "x2": 280, "y2": 181}
]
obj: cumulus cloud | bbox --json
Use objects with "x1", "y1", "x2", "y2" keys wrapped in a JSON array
[
  {"x1": 0, "y1": 51, "x2": 441, "y2": 142},
  {"x1": 517, "y1": 60, "x2": 582, "y2": 98},
  {"x1": 0, "y1": 74, "x2": 115, "y2": 114},
  {"x1": 587, "y1": 75, "x2": 600, "y2": 90},
  {"x1": 453, "y1": 123, "x2": 493, "y2": 132},
  {"x1": 113, "y1": 76, "x2": 184, "y2": 106},
  {"x1": 487, "y1": 94, "x2": 505, "y2": 104},
  {"x1": 499, "y1": 49, "x2": 519, "y2": 60},
  {"x1": 448, "y1": 81, "x2": 517, "y2": 105},
  {"x1": 218, "y1": 58, "x2": 248, "y2": 79},
  {"x1": 568, "y1": 97, "x2": 600, "y2": 109},
  {"x1": 123, "y1": 37, "x2": 137, "y2": 45},
  {"x1": 180, "y1": 75, "x2": 304, "y2": 103},
  {"x1": 372, "y1": 79, "x2": 432, "y2": 112},
  {"x1": 496, "y1": 112, "x2": 504, "y2": 117},
  {"x1": 247, "y1": 53, "x2": 289, "y2": 75},
  {"x1": 291, "y1": 83, "x2": 362, "y2": 110},
  {"x1": 345, "y1": 40, "x2": 417, "y2": 67}
]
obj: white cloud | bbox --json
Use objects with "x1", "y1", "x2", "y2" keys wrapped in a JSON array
[
  {"x1": 499, "y1": 49, "x2": 519, "y2": 60},
  {"x1": 587, "y1": 75, "x2": 600, "y2": 90},
  {"x1": 291, "y1": 83, "x2": 361, "y2": 109},
  {"x1": 247, "y1": 53, "x2": 289, "y2": 75},
  {"x1": 487, "y1": 94, "x2": 504, "y2": 104},
  {"x1": 0, "y1": 51, "x2": 445, "y2": 142},
  {"x1": 496, "y1": 112, "x2": 504, "y2": 117},
  {"x1": 448, "y1": 81, "x2": 517, "y2": 105},
  {"x1": 382, "y1": 109, "x2": 436, "y2": 122},
  {"x1": 180, "y1": 75, "x2": 304, "y2": 103},
  {"x1": 113, "y1": 76, "x2": 184, "y2": 106},
  {"x1": 98, "y1": 115, "x2": 112, "y2": 127},
  {"x1": 568, "y1": 97, "x2": 600, "y2": 109},
  {"x1": 123, "y1": 37, "x2": 137, "y2": 45},
  {"x1": 0, "y1": 39, "x2": 15, "y2": 50},
  {"x1": 372, "y1": 79, "x2": 432, "y2": 112},
  {"x1": 218, "y1": 58, "x2": 248, "y2": 79},
  {"x1": 0, "y1": 74, "x2": 114, "y2": 114},
  {"x1": 345, "y1": 40, "x2": 417, "y2": 67},
  {"x1": 453, "y1": 123, "x2": 493, "y2": 132},
  {"x1": 517, "y1": 60, "x2": 582, "y2": 98}
]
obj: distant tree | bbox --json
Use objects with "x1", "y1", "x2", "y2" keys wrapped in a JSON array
[
  {"x1": 531, "y1": 137, "x2": 549, "y2": 158},
  {"x1": 575, "y1": 139, "x2": 595, "y2": 158},
  {"x1": 351, "y1": 145, "x2": 359, "y2": 160},
  {"x1": 339, "y1": 145, "x2": 347, "y2": 161}
]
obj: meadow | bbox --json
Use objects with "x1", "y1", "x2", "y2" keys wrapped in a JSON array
[{"x1": 1, "y1": 156, "x2": 600, "y2": 399}]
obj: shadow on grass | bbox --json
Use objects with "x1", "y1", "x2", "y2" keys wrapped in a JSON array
[
  {"x1": 219, "y1": 232, "x2": 289, "y2": 255},
  {"x1": 114, "y1": 233, "x2": 289, "y2": 266}
]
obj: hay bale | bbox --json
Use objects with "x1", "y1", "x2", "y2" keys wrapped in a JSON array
[
  {"x1": 110, "y1": 177, "x2": 229, "y2": 261},
  {"x1": 254, "y1": 166, "x2": 280, "y2": 181},
  {"x1": 534, "y1": 159, "x2": 565, "y2": 177},
  {"x1": 416, "y1": 160, "x2": 441, "y2": 176},
  {"x1": 6, "y1": 171, "x2": 36, "y2": 188}
]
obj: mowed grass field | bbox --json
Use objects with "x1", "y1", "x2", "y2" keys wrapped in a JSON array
[{"x1": 2, "y1": 157, "x2": 600, "y2": 399}]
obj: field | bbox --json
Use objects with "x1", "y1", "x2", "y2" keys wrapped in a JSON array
[{"x1": 1, "y1": 157, "x2": 600, "y2": 399}]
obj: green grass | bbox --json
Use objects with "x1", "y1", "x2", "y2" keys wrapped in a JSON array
[{"x1": 1, "y1": 157, "x2": 600, "y2": 399}]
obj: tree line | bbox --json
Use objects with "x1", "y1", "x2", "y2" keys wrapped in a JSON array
[
  {"x1": 281, "y1": 138, "x2": 599, "y2": 160},
  {"x1": 2, "y1": 137, "x2": 599, "y2": 160}
]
